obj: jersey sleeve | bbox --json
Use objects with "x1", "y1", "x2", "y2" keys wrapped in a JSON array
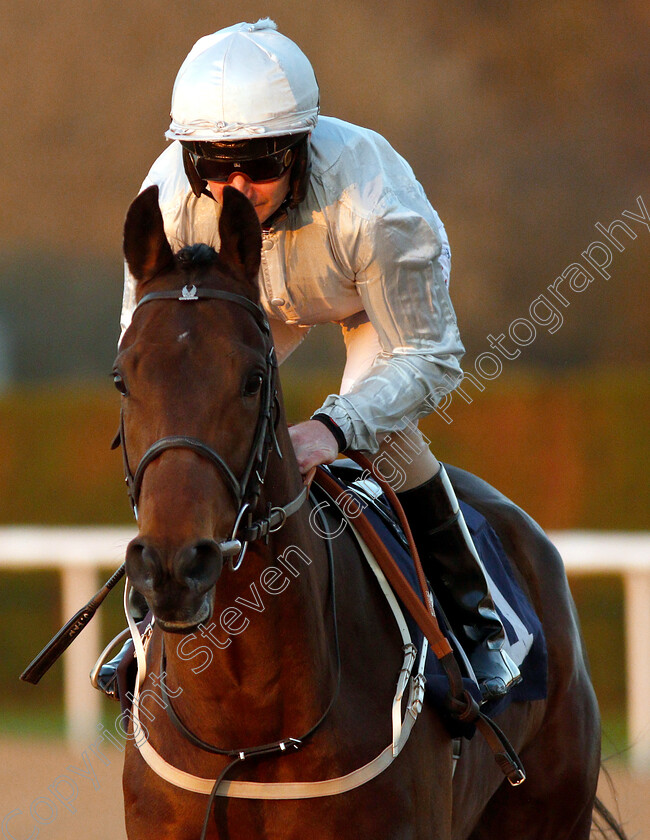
[{"x1": 313, "y1": 192, "x2": 464, "y2": 452}]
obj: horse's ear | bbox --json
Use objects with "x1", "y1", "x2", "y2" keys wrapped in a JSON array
[
  {"x1": 123, "y1": 185, "x2": 175, "y2": 282},
  {"x1": 218, "y1": 186, "x2": 262, "y2": 287}
]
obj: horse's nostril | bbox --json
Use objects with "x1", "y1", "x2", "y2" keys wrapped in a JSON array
[
  {"x1": 175, "y1": 540, "x2": 223, "y2": 589},
  {"x1": 125, "y1": 539, "x2": 163, "y2": 589},
  {"x1": 127, "y1": 587, "x2": 150, "y2": 620}
]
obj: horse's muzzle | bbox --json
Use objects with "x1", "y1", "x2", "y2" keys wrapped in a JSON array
[{"x1": 125, "y1": 537, "x2": 224, "y2": 632}]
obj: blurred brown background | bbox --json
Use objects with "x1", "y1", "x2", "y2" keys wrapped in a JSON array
[
  {"x1": 1, "y1": 0, "x2": 648, "y2": 521},
  {"x1": 0, "y1": 2, "x2": 648, "y2": 834},
  {"x1": 0, "y1": 0, "x2": 648, "y2": 380}
]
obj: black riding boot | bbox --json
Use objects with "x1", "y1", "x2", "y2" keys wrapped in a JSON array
[
  {"x1": 397, "y1": 465, "x2": 522, "y2": 701},
  {"x1": 94, "y1": 638, "x2": 133, "y2": 701},
  {"x1": 92, "y1": 589, "x2": 148, "y2": 701}
]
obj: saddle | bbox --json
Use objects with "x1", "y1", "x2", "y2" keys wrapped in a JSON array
[{"x1": 316, "y1": 458, "x2": 547, "y2": 723}]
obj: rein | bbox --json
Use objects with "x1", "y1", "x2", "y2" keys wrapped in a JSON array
[
  {"x1": 127, "y1": 504, "x2": 431, "y2": 805},
  {"x1": 121, "y1": 281, "x2": 524, "y2": 834},
  {"x1": 155, "y1": 499, "x2": 342, "y2": 839},
  {"x1": 316, "y1": 459, "x2": 526, "y2": 786},
  {"x1": 114, "y1": 284, "x2": 308, "y2": 568},
  {"x1": 119, "y1": 281, "x2": 428, "y2": 827}
]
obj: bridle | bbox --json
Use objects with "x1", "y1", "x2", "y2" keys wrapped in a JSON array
[
  {"x1": 116, "y1": 282, "x2": 342, "y2": 837},
  {"x1": 116, "y1": 290, "x2": 527, "y2": 834},
  {"x1": 113, "y1": 283, "x2": 308, "y2": 569}
]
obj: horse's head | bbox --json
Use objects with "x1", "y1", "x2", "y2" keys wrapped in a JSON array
[{"x1": 117, "y1": 184, "x2": 277, "y2": 632}]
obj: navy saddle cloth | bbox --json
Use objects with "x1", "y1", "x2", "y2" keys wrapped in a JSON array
[{"x1": 321, "y1": 464, "x2": 548, "y2": 730}]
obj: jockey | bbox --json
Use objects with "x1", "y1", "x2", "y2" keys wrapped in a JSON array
[{"x1": 104, "y1": 19, "x2": 520, "y2": 702}]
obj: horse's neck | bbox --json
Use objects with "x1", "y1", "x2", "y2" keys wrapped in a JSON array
[{"x1": 162, "y1": 435, "x2": 334, "y2": 741}]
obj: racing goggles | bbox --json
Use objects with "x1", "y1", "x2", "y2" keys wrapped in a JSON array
[{"x1": 190, "y1": 145, "x2": 297, "y2": 184}]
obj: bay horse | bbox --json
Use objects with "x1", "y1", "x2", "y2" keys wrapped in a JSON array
[{"x1": 117, "y1": 184, "x2": 608, "y2": 839}]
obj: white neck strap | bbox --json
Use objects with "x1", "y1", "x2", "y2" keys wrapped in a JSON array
[{"x1": 129, "y1": 521, "x2": 433, "y2": 798}]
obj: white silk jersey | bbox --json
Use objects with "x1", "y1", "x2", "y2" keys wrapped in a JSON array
[{"x1": 121, "y1": 116, "x2": 465, "y2": 452}]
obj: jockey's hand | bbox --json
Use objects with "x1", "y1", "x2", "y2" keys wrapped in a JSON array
[{"x1": 288, "y1": 420, "x2": 339, "y2": 475}]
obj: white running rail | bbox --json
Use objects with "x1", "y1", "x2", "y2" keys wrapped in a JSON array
[{"x1": 0, "y1": 527, "x2": 648, "y2": 771}]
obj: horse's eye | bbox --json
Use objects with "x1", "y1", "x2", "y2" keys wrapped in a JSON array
[
  {"x1": 243, "y1": 373, "x2": 263, "y2": 397},
  {"x1": 113, "y1": 372, "x2": 128, "y2": 396}
]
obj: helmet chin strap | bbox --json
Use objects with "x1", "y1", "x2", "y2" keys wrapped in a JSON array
[
  {"x1": 182, "y1": 147, "x2": 213, "y2": 199},
  {"x1": 287, "y1": 133, "x2": 311, "y2": 208}
]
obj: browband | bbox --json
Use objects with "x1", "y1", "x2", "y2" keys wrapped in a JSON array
[{"x1": 134, "y1": 286, "x2": 270, "y2": 334}]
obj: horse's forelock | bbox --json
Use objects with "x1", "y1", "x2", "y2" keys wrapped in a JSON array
[
  {"x1": 173, "y1": 242, "x2": 260, "y2": 304},
  {"x1": 176, "y1": 244, "x2": 219, "y2": 269}
]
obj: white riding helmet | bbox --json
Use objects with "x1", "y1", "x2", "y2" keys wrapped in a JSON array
[{"x1": 166, "y1": 19, "x2": 319, "y2": 142}]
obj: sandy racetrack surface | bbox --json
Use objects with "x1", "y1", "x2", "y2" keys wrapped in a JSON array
[{"x1": 0, "y1": 738, "x2": 645, "y2": 838}]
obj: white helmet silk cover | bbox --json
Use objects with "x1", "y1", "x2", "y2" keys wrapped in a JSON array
[{"x1": 166, "y1": 19, "x2": 319, "y2": 142}]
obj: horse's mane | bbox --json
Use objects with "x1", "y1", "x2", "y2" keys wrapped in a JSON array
[{"x1": 176, "y1": 244, "x2": 219, "y2": 269}]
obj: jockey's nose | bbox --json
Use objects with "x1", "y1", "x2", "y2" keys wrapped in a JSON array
[{"x1": 227, "y1": 172, "x2": 254, "y2": 198}]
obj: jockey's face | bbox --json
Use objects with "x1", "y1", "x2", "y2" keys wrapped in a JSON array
[{"x1": 208, "y1": 169, "x2": 292, "y2": 225}]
